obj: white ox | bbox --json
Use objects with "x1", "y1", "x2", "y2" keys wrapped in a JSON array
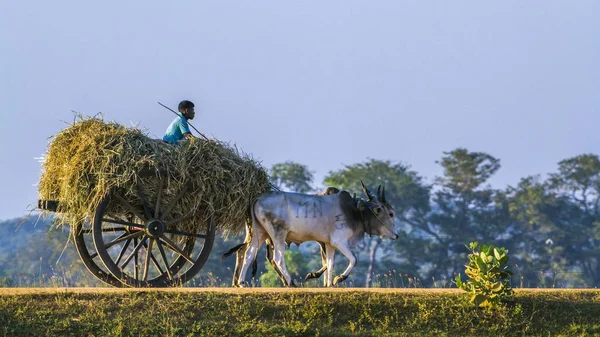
[{"x1": 228, "y1": 182, "x2": 398, "y2": 287}]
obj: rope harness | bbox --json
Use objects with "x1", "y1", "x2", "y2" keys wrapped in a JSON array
[{"x1": 355, "y1": 198, "x2": 390, "y2": 237}]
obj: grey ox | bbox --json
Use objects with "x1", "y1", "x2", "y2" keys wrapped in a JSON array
[{"x1": 228, "y1": 182, "x2": 398, "y2": 287}]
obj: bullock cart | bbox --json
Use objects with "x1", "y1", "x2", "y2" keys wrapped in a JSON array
[
  {"x1": 37, "y1": 117, "x2": 271, "y2": 287},
  {"x1": 38, "y1": 174, "x2": 217, "y2": 288}
]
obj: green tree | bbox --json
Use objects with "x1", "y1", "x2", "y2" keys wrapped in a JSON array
[
  {"x1": 549, "y1": 154, "x2": 600, "y2": 286},
  {"x1": 427, "y1": 148, "x2": 512, "y2": 285},
  {"x1": 498, "y1": 154, "x2": 600, "y2": 287},
  {"x1": 500, "y1": 176, "x2": 573, "y2": 287},
  {"x1": 270, "y1": 161, "x2": 315, "y2": 193}
]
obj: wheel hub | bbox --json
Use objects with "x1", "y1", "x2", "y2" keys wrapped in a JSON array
[{"x1": 145, "y1": 219, "x2": 165, "y2": 238}]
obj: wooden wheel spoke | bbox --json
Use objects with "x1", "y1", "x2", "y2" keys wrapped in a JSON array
[
  {"x1": 156, "y1": 240, "x2": 173, "y2": 280},
  {"x1": 91, "y1": 231, "x2": 127, "y2": 259},
  {"x1": 80, "y1": 226, "x2": 126, "y2": 234},
  {"x1": 155, "y1": 177, "x2": 165, "y2": 219},
  {"x1": 117, "y1": 235, "x2": 147, "y2": 269},
  {"x1": 102, "y1": 218, "x2": 144, "y2": 230},
  {"x1": 134, "y1": 238, "x2": 139, "y2": 281},
  {"x1": 143, "y1": 239, "x2": 155, "y2": 281},
  {"x1": 164, "y1": 229, "x2": 207, "y2": 239},
  {"x1": 103, "y1": 231, "x2": 143, "y2": 250},
  {"x1": 160, "y1": 234, "x2": 195, "y2": 264},
  {"x1": 114, "y1": 193, "x2": 147, "y2": 222},
  {"x1": 141, "y1": 241, "x2": 164, "y2": 276},
  {"x1": 115, "y1": 238, "x2": 132, "y2": 266},
  {"x1": 150, "y1": 251, "x2": 165, "y2": 276},
  {"x1": 137, "y1": 182, "x2": 153, "y2": 220},
  {"x1": 160, "y1": 184, "x2": 190, "y2": 221},
  {"x1": 151, "y1": 254, "x2": 165, "y2": 276},
  {"x1": 102, "y1": 227, "x2": 127, "y2": 233}
]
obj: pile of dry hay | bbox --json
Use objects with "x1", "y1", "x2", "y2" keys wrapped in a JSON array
[{"x1": 38, "y1": 116, "x2": 271, "y2": 234}]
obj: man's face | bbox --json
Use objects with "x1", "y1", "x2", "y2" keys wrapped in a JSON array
[{"x1": 184, "y1": 107, "x2": 195, "y2": 120}]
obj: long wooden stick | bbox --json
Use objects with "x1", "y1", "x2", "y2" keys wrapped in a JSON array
[{"x1": 158, "y1": 101, "x2": 209, "y2": 140}]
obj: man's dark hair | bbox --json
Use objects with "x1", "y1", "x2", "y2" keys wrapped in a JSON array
[{"x1": 178, "y1": 100, "x2": 195, "y2": 112}]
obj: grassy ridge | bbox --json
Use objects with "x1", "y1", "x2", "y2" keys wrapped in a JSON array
[{"x1": 1, "y1": 288, "x2": 600, "y2": 336}]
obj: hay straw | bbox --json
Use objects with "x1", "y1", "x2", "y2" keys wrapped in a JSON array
[{"x1": 38, "y1": 115, "x2": 271, "y2": 234}]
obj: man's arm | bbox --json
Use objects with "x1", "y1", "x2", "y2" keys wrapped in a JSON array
[{"x1": 179, "y1": 119, "x2": 196, "y2": 141}]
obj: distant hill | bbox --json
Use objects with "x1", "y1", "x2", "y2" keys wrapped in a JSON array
[
  {"x1": 0, "y1": 215, "x2": 95, "y2": 286},
  {"x1": 0, "y1": 215, "x2": 54, "y2": 250}
]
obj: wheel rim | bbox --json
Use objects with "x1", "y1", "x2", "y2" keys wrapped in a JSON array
[
  {"x1": 92, "y1": 178, "x2": 215, "y2": 287},
  {"x1": 73, "y1": 220, "x2": 124, "y2": 287}
]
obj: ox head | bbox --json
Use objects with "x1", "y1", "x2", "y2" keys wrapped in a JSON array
[{"x1": 360, "y1": 181, "x2": 398, "y2": 240}]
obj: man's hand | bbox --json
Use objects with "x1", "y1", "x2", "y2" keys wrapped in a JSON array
[{"x1": 183, "y1": 133, "x2": 196, "y2": 141}]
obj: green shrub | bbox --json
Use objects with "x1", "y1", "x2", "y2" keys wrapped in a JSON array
[{"x1": 455, "y1": 241, "x2": 514, "y2": 308}]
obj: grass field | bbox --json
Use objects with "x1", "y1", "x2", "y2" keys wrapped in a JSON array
[{"x1": 1, "y1": 288, "x2": 600, "y2": 336}]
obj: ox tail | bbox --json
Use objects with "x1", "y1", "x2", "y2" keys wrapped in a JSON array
[
  {"x1": 221, "y1": 243, "x2": 245, "y2": 262},
  {"x1": 222, "y1": 208, "x2": 256, "y2": 262},
  {"x1": 251, "y1": 257, "x2": 258, "y2": 278}
]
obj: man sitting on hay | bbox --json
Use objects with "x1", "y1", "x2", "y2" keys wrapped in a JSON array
[{"x1": 163, "y1": 100, "x2": 197, "y2": 144}]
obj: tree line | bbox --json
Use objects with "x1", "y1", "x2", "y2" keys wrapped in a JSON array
[
  {"x1": 267, "y1": 148, "x2": 600, "y2": 288},
  {"x1": 1, "y1": 147, "x2": 599, "y2": 288}
]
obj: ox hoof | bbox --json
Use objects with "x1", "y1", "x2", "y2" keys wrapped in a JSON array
[
  {"x1": 289, "y1": 280, "x2": 298, "y2": 288},
  {"x1": 333, "y1": 275, "x2": 347, "y2": 285},
  {"x1": 234, "y1": 281, "x2": 249, "y2": 288},
  {"x1": 305, "y1": 273, "x2": 317, "y2": 280}
]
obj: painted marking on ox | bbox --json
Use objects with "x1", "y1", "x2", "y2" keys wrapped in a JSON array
[
  {"x1": 295, "y1": 201, "x2": 324, "y2": 218},
  {"x1": 335, "y1": 214, "x2": 346, "y2": 229}
]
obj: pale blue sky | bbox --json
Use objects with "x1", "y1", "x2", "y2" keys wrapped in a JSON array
[{"x1": 1, "y1": 1, "x2": 599, "y2": 219}]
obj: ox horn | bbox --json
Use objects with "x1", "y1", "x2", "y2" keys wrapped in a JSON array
[
  {"x1": 360, "y1": 180, "x2": 375, "y2": 201},
  {"x1": 377, "y1": 185, "x2": 382, "y2": 200},
  {"x1": 382, "y1": 186, "x2": 387, "y2": 204}
]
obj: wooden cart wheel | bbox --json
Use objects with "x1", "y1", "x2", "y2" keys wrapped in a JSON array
[
  {"x1": 92, "y1": 179, "x2": 215, "y2": 287},
  {"x1": 73, "y1": 220, "x2": 124, "y2": 287}
]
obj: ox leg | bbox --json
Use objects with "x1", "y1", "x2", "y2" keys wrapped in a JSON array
[
  {"x1": 238, "y1": 228, "x2": 267, "y2": 287},
  {"x1": 324, "y1": 243, "x2": 336, "y2": 287},
  {"x1": 305, "y1": 241, "x2": 327, "y2": 281},
  {"x1": 232, "y1": 242, "x2": 248, "y2": 287},
  {"x1": 332, "y1": 242, "x2": 356, "y2": 286},
  {"x1": 232, "y1": 221, "x2": 254, "y2": 287},
  {"x1": 272, "y1": 234, "x2": 294, "y2": 287},
  {"x1": 265, "y1": 238, "x2": 288, "y2": 286}
]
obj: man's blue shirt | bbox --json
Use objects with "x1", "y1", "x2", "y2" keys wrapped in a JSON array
[{"x1": 163, "y1": 114, "x2": 191, "y2": 144}]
